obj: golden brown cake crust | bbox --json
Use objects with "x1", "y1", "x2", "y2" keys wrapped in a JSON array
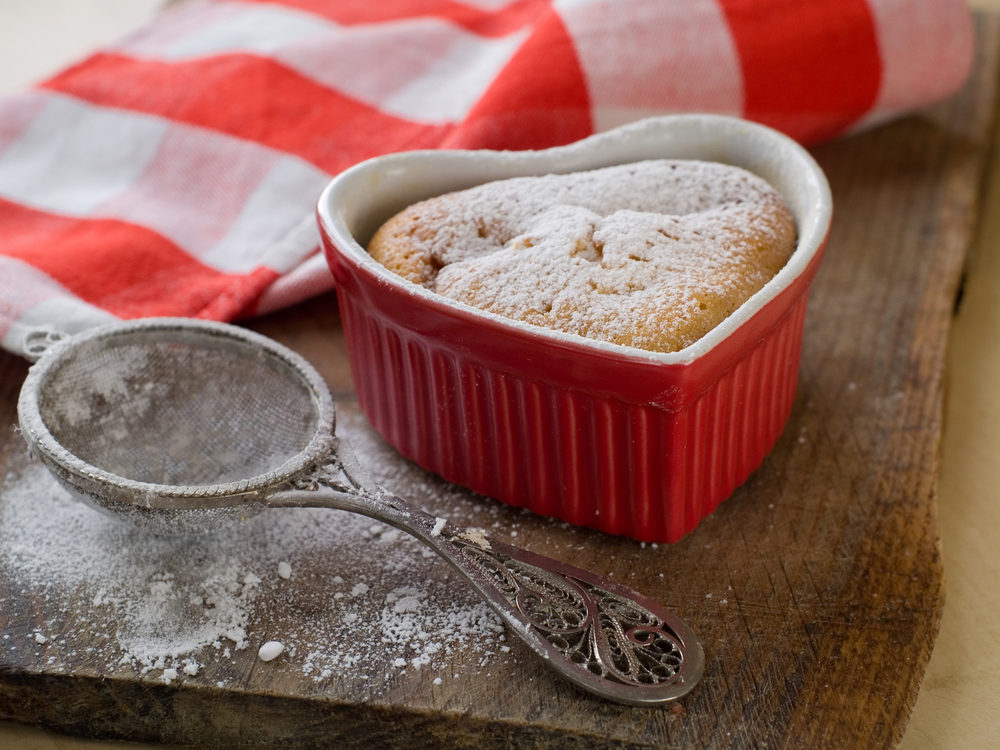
[{"x1": 367, "y1": 159, "x2": 797, "y2": 353}]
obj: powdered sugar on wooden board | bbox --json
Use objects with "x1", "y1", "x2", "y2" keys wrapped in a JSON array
[{"x1": 0, "y1": 407, "x2": 510, "y2": 690}]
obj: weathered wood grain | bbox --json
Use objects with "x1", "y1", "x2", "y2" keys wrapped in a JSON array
[{"x1": 1, "y1": 15, "x2": 998, "y2": 749}]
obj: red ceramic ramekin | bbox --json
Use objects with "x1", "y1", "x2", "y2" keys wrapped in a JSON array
[{"x1": 317, "y1": 115, "x2": 832, "y2": 543}]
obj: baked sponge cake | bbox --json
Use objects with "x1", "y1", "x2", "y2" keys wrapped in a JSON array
[{"x1": 367, "y1": 159, "x2": 797, "y2": 353}]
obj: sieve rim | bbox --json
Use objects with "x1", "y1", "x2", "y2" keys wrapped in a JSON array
[{"x1": 16, "y1": 317, "x2": 337, "y2": 508}]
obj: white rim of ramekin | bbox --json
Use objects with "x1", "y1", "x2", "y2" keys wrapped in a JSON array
[{"x1": 317, "y1": 114, "x2": 833, "y2": 366}]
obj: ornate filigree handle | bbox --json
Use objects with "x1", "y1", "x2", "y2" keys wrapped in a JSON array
[
  {"x1": 448, "y1": 534, "x2": 702, "y2": 704},
  {"x1": 266, "y1": 438, "x2": 704, "y2": 706}
]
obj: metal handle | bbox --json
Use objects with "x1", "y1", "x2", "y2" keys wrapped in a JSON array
[
  {"x1": 22, "y1": 328, "x2": 69, "y2": 363},
  {"x1": 266, "y1": 438, "x2": 704, "y2": 705}
]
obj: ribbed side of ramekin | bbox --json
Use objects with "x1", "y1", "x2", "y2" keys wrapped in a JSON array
[{"x1": 337, "y1": 290, "x2": 809, "y2": 543}]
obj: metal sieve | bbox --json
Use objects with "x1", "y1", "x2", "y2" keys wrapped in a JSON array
[{"x1": 16, "y1": 317, "x2": 702, "y2": 705}]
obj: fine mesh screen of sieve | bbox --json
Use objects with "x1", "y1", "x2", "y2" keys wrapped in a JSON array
[
  {"x1": 36, "y1": 335, "x2": 318, "y2": 486},
  {"x1": 17, "y1": 319, "x2": 336, "y2": 535}
]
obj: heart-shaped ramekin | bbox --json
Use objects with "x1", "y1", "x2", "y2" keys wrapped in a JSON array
[{"x1": 317, "y1": 115, "x2": 832, "y2": 543}]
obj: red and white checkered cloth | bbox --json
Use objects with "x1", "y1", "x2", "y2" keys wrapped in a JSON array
[{"x1": 0, "y1": 0, "x2": 973, "y2": 354}]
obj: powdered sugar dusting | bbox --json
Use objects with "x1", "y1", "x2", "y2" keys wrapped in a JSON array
[
  {"x1": 0, "y1": 407, "x2": 508, "y2": 690},
  {"x1": 370, "y1": 159, "x2": 796, "y2": 353}
]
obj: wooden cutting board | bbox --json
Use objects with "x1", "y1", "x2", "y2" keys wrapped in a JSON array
[{"x1": 1, "y1": 15, "x2": 998, "y2": 750}]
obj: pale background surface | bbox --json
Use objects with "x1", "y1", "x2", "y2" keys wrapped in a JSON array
[{"x1": 1, "y1": 1, "x2": 999, "y2": 747}]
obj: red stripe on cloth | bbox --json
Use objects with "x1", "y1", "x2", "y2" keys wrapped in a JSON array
[
  {"x1": 43, "y1": 53, "x2": 454, "y2": 175},
  {"x1": 244, "y1": 0, "x2": 552, "y2": 37},
  {"x1": 718, "y1": 0, "x2": 882, "y2": 143},
  {"x1": 442, "y1": 8, "x2": 591, "y2": 151},
  {"x1": 0, "y1": 198, "x2": 278, "y2": 320}
]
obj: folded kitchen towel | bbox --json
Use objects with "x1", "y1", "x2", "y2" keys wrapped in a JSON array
[{"x1": 0, "y1": 0, "x2": 974, "y2": 354}]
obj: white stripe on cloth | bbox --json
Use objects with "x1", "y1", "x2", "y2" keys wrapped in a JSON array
[
  {"x1": 0, "y1": 92, "x2": 329, "y2": 275},
  {"x1": 207, "y1": 207, "x2": 322, "y2": 276},
  {"x1": 0, "y1": 256, "x2": 119, "y2": 354},
  {"x1": 851, "y1": 0, "x2": 974, "y2": 132},
  {"x1": 0, "y1": 94, "x2": 167, "y2": 216},
  {"x1": 251, "y1": 252, "x2": 336, "y2": 317},
  {"x1": 0, "y1": 92, "x2": 48, "y2": 155},
  {"x1": 554, "y1": 0, "x2": 743, "y2": 133},
  {"x1": 117, "y1": 0, "x2": 532, "y2": 124}
]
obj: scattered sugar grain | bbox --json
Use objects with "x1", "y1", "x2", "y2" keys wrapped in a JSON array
[
  {"x1": 258, "y1": 641, "x2": 285, "y2": 662},
  {"x1": 278, "y1": 561, "x2": 292, "y2": 580}
]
